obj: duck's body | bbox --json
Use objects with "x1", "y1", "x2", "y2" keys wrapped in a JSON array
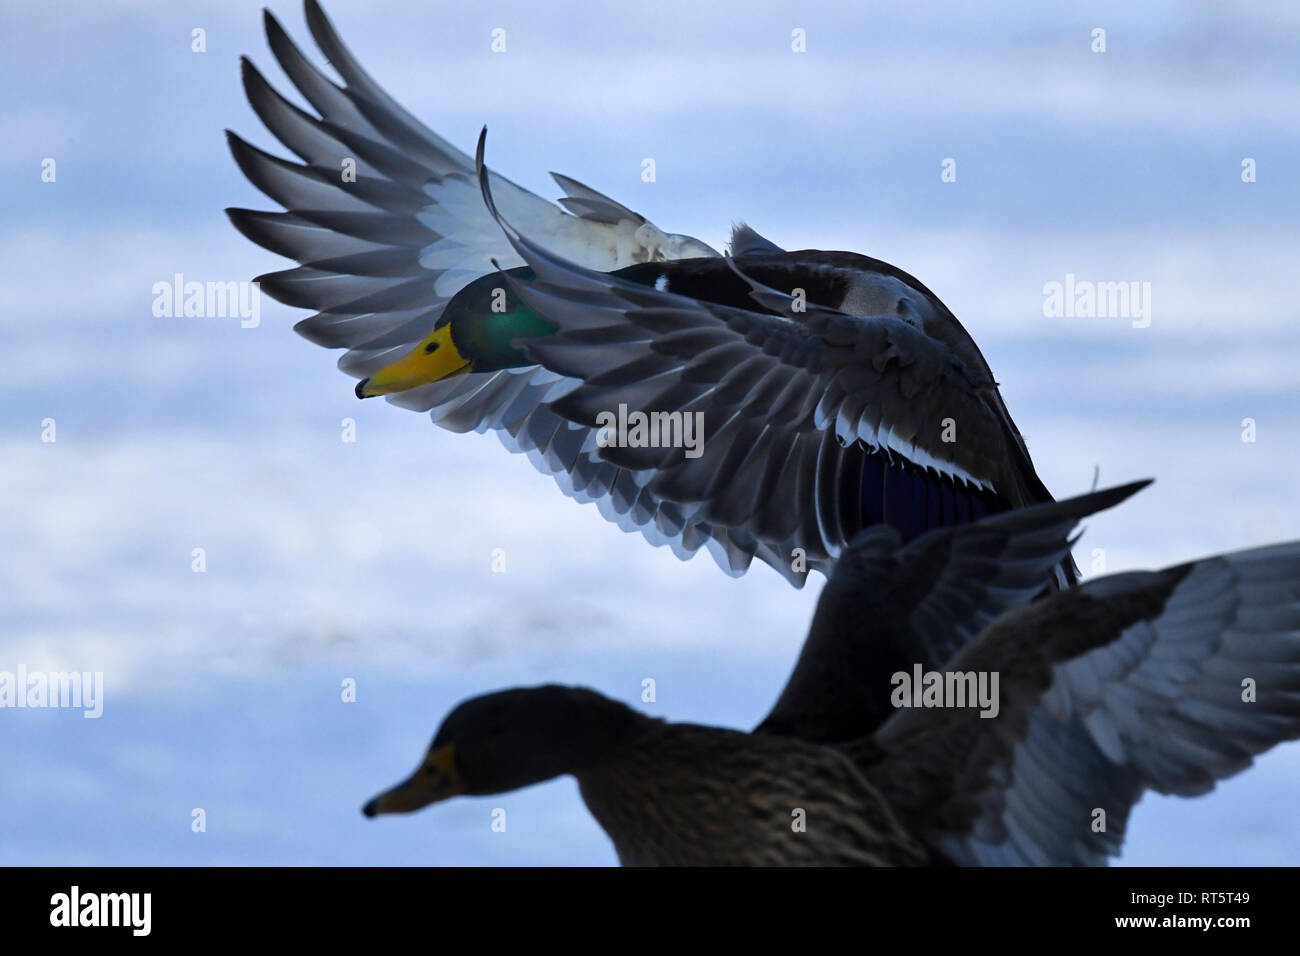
[
  {"x1": 361, "y1": 683, "x2": 929, "y2": 866},
  {"x1": 230, "y1": 1, "x2": 1064, "y2": 587},
  {"x1": 377, "y1": 249, "x2": 1045, "y2": 546},
  {"x1": 366, "y1": 482, "x2": 1300, "y2": 865},
  {"x1": 417, "y1": 249, "x2": 1005, "y2": 388},
  {"x1": 577, "y1": 721, "x2": 932, "y2": 866}
]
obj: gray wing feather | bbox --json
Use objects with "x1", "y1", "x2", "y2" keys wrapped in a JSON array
[
  {"x1": 470, "y1": 133, "x2": 1043, "y2": 579},
  {"x1": 882, "y1": 540, "x2": 1300, "y2": 865},
  {"x1": 756, "y1": 482, "x2": 1150, "y2": 741},
  {"x1": 232, "y1": 2, "x2": 762, "y2": 579}
]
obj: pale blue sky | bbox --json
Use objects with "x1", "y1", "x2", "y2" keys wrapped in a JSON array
[{"x1": 1, "y1": 0, "x2": 1298, "y2": 865}]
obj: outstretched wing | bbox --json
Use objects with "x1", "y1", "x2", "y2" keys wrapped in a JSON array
[
  {"x1": 756, "y1": 481, "x2": 1151, "y2": 742},
  {"x1": 472, "y1": 133, "x2": 1071, "y2": 583},
  {"x1": 229, "y1": 2, "x2": 749, "y2": 574},
  {"x1": 230, "y1": 1, "x2": 716, "y2": 377},
  {"x1": 873, "y1": 540, "x2": 1300, "y2": 865}
]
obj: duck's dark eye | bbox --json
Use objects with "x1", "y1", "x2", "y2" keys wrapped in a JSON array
[{"x1": 424, "y1": 341, "x2": 440, "y2": 354}]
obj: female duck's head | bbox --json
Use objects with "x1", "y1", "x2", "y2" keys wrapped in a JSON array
[
  {"x1": 354, "y1": 270, "x2": 556, "y2": 398},
  {"x1": 362, "y1": 684, "x2": 646, "y2": 817}
]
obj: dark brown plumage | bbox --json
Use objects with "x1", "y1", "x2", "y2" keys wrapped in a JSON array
[
  {"x1": 364, "y1": 684, "x2": 933, "y2": 866},
  {"x1": 365, "y1": 482, "x2": 1300, "y2": 865},
  {"x1": 578, "y1": 722, "x2": 934, "y2": 866}
]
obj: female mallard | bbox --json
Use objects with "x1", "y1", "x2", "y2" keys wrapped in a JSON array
[
  {"x1": 365, "y1": 481, "x2": 1300, "y2": 865},
  {"x1": 364, "y1": 684, "x2": 935, "y2": 866},
  {"x1": 230, "y1": 1, "x2": 1062, "y2": 586}
]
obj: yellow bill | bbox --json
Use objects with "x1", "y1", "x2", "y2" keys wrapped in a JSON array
[{"x1": 355, "y1": 324, "x2": 469, "y2": 398}]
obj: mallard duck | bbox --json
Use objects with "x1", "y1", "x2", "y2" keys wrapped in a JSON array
[
  {"x1": 229, "y1": 1, "x2": 1064, "y2": 586},
  {"x1": 364, "y1": 684, "x2": 936, "y2": 866},
  {"x1": 365, "y1": 480, "x2": 1300, "y2": 865}
]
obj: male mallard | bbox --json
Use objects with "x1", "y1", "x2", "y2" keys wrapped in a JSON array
[
  {"x1": 230, "y1": 1, "x2": 1062, "y2": 585},
  {"x1": 365, "y1": 481, "x2": 1300, "y2": 865}
]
